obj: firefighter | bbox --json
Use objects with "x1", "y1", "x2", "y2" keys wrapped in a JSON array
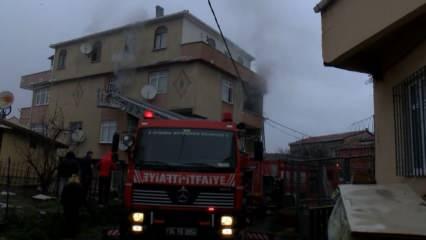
[
  {"x1": 58, "y1": 151, "x2": 79, "y2": 197},
  {"x1": 61, "y1": 174, "x2": 84, "y2": 238},
  {"x1": 98, "y1": 150, "x2": 116, "y2": 206}
]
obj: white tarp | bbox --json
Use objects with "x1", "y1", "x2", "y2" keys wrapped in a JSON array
[{"x1": 335, "y1": 184, "x2": 426, "y2": 237}]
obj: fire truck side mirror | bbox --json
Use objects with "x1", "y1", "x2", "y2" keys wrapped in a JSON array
[{"x1": 254, "y1": 141, "x2": 264, "y2": 161}]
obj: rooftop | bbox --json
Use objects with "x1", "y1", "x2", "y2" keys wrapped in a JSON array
[
  {"x1": 313, "y1": 0, "x2": 336, "y2": 13},
  {"x1": 290, "y1": 129, "x2": 373, "y2": 145},
  {"x1": 50, "y1": 10, "x2": 254, "y2": 60},
  {"x1": 0, "y1": 119, "x2": 67, "y2": 148}
]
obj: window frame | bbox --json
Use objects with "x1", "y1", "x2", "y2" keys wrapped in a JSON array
[
  {"x1": 99, "y1": 120, "x2": 117, "y2": 144},
  {"x1": 57, "y1": 49, "x2": 67, "y2": 70},
  {"x1": 222, "y1": 79, "x2": 233, "y2": 104},
  {"x1": 34, "y1": 87, "x2": 49, "y2": 106},
  {"x1": 207, "y1": 37, "x2": 216, "y2": 48},
  {"x1": 91, "y1": 41, "x2": 102, "y2": 63},
  {"x1": 393, "y1": 66, "x2": 426, "y2": 177},
  {"x1": 148, "y1": 70, "x2": 169, "y2": 94},
  {"x1": 153, "y1": 26, "x2": 168, "y2": 50}
]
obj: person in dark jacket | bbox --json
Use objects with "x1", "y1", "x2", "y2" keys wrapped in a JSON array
[
  {"x1": 58, "y1": 151, "x2": 79, "y2": 196},
  {"x1": 79, "y1": 151, "x2": 94, "y2": 201},
  {"x1": 61, "y1": 174, "x2": 84, "y2": 238}
]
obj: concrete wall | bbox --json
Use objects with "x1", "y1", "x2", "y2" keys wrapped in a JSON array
[
  {"x1": 19, "y1": 106, "x2": 48, "y2": 127},
  {"x1": 122, "y1": 64, "x2": 197, "y2": 112},
  {"x1": 321, "y1": 0, "x2": 425, "y2": 63},
  {"x1": 47, "y1": 75, "x2": 126, "y2": 158},
  {"x1": 52, "y1": 18, "x2": 184, "y2": 82},
  {"x1": 374, "y1": 40, "x2": 426, "y2": 195},
  {"x1": 0, "y1": 131, "x2": 45, "y2": 185}
]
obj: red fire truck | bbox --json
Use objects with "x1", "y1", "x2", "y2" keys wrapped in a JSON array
[{"x1": 117, "y1": 110, "x2": 264, "y2": 239}]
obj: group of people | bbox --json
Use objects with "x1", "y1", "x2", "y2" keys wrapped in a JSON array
[{"x1": 58, "y1": 150, "x2": 116, "y2": 237}]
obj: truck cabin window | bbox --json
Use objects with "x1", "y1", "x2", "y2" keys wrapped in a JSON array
[{"x1": 135, "y1": 128, "x2": 235, "y2": 170}]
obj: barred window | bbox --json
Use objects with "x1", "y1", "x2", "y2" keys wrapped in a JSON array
[
  {"x1": 34, "y1": 87, "x2": 49, "y2": 106},
  {"x1": 393, "y1": 66, "x2": 426, "y2": 176},
  {"x1": 222, "y1": 79, "x2": 233, "y2": 104},
  {"x1": 149, "y1": 70, "x2": 168, "y2": 94}
]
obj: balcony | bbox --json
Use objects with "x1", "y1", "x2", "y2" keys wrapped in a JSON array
[
  {"x1": 19, "y1": 106, "x2": 48, "y2": 126},
  {"x1": 20, "y1": 70, "x2": 51, "y2": 90},
  {"x1": 181, "y1": 42, "x2": 264, "y2": 87}
]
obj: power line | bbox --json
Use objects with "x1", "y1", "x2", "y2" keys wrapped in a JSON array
[
  {"x1": 265, "y1": 121, "x2": 300, "y2": 139},
  {"x1": 265, "y1": 117, "x2": 310, "y2": 137},
  {"x1": 207, "y1": 0, "x2": 309, "y2": 140},
  {"x1": 207, "y1": 0, "x2": 243, "y2": 82}
]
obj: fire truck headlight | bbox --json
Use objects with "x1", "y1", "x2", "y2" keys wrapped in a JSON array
[
  {"x1": 132, "y1": 212, "x2": 144, "y2": 223},
  {"x1": 132, "y1": 225, "x2": 143, "y2": 233},
  {"x1": 221, "y1": 228, "x2": 233, "y2": 236},
  {"x1": 220, "y1": 216, "x2": 233, "y2": 226}
]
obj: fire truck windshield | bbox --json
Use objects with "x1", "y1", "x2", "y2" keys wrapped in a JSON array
[{"x1": 134, "y1": 128, "x2": 235, "y2": 170}]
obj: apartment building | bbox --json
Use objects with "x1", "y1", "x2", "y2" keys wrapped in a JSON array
[
  {"x1": 315, "y1": 0, "x2": 426, "y2": 194},
  {"x1": 20, "y1": 7, "x2": 265, "y2": 159}
]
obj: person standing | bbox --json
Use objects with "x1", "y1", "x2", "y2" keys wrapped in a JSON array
[
  {"x1": 61, "y1": 174, "x2": 84, "y2": 238},
  {"x1": 79, "y1": 151, "x2": 94, "y2": 201},
  {"x1": 58, "y1": 151, "x2": 79, "y2": 196},
  {"x1": 98, "y1": 151, "x2": 116, "y2": 206}
]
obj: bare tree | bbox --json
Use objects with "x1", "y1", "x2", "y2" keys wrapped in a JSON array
[{"x1": 17, "y1": 105, "x2": 67, "y2": 193}]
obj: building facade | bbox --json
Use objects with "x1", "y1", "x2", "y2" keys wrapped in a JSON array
[
  {"x1": 20, "y1": 8, "x2": 265, "y2": 159},
  {"x1": 315, "y1": 0, "x2": 426, "y2": 194},
  {"x1": 0, "y1": 119, "x2": 67, "y2": 186}
]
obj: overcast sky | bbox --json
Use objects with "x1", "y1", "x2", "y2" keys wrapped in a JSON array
[{"x1": 0, "y1": 0, "x2": 373, "y2": 152}]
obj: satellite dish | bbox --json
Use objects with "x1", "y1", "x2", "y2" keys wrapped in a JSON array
[
  {"x1": 119, "y1": 142, "x2": 128, "y2": 151},
  {"x1": 0, "y1": 91, "x2": 14, "y2": 109},
  {"x1": 80, "y1": 43, "x2": 93, "y2": 55},
  {"x1": 141, "y1": 85, "x2": 158, "y2": 100},
  {"x1": 119, "y1": 135, "x2": 135, "y2": 151},
  {"x1": 71, "y1": 129, "x2": 86, "y2": 143}
]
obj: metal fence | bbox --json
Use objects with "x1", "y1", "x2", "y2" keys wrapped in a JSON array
[
  {"x1": 393, "y1": 66, "x2": 426, "y2": 177},
  {"x1": 299, "y1": 205, "x2": 334, "y2": 240}
]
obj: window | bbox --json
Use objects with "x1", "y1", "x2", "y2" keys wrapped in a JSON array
[
  {"x1": 57, "y1": 49, "x2": 67, "y2": 70},
  {"x1": 34, "y1": 87, "x2": 49, "y2": 106},
  {"x1": 207, "y1": 37, "x2": 216, "y2": 48},
  {"x1": 149, "y1": 71, "x2": 168, "y2": 94},
  {"x1": 393, "y1": 66, "x2": 426, "y2": 176},
  {"x1": 91, "y1": 41, "x2": 102, "y2": 63},
  {"x1": 154, "y1": 26, "x2": 167, "y2": 50},
  {"x1": 243, "y1": 83, "x2": 263, "y2": 114},
  {"x1": 222, "y1": 79, "x2": 233, "y2": 104},
  {"x1": 100, "y1": 121, "x2": 117, "y2": 144},
  {"x1": 31, "y1": 123, "x2": 47, "y2": 135}
]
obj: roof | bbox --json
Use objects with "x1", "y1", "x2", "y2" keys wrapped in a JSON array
[
  {"x1": 49, "y1": 10, "x2": 254, "y2": 60},
  {"x1": 290, "y1": 129, "x2": 373, "y2": 145},
  {"x1": 0, "y1": 119, "x2": 67, "y2": 148},
  {"x1": 313, "y1": 0, "x2": 336, "y2": 13},
  {"x1": 338, "y1": 184, "x2": 426, "y2": 237}
]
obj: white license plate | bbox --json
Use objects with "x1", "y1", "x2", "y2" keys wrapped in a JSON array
[{"x1": 166, "y1": 227, "x2": 198, "y2": 236}]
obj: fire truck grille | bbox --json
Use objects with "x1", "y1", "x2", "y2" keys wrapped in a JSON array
[
  {"x1": 133, "y1": 189, "x2": 172, "y2": 205},
  {"x1": 132, "y1": 188, "x2": 234, "y2": 208},
  {"x1": 193, "y1": 192, "x2": 234, "y2": 207}
]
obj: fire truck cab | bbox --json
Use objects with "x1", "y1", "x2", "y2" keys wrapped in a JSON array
[{"x1": 119, "y1": 111, "x2": 264, "y2": 239}]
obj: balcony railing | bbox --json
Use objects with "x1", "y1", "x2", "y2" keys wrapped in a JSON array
[{"x1": 20, "y1": 70, "x2": 51, "y2": 90}]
